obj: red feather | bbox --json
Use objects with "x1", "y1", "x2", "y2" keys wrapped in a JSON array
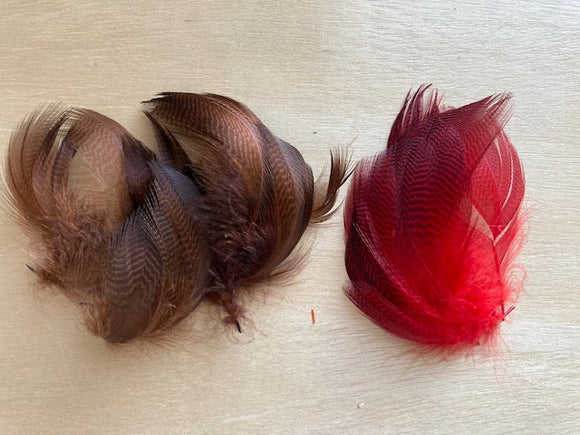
[{"x1": 344, "y1": 85, "x2": 526, "y2": 348}]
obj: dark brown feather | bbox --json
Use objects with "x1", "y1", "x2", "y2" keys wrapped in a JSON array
[{"x1": 144, "y1": 93, "x2": 350, "y2": 327}]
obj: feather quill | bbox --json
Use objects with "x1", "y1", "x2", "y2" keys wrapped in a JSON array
[{"x1": 344, "y1": 85, "x2": 526, "y2": 348}]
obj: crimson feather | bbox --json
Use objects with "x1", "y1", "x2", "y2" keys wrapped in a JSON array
[{"x1": 344, "y1": 85, "x2": 526, "y2": 348}]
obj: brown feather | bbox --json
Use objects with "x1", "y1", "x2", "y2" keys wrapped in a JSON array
[
  {"x1": 4, "y1": 106, "x2": 131, "y2": 298},
  {"x1": 144, "y1": 93, "x2": 351, "y2": 327},
  {"x1": 95, "y1": 163, "x2": 210, "y2": 342},
  {"x1": 4, "y1": 106, "x2": 211, "y2": 342},
  {"x1": 5, "y1": 94, "x2": 350, "y2": 341}
]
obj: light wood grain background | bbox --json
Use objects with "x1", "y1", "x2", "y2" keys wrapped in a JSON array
[{"x1": 0, "y1": 1, "x2": 578, "y2": 434}]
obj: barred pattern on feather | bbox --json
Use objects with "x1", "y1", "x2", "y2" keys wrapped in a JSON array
[
  {"x1": 4, "y1": 95, "x2": 350, "y2": 343},
  {"x1": 344, "y1": 85, "x2": 526, "y2": 348},
  {"x1": 144, "y1": 93, "x2": 350, "y2": 330}
]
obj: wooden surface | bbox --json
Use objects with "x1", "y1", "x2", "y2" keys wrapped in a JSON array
[{"x1": 0, "y1": 1, "x2": 578, "y2": 434}]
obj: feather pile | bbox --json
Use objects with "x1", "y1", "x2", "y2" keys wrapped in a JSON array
[
  {"x1": 344, "y1": 85, "x2": 526, "y2": 348},
  {"x1": 4, "y1": 94, "x2": 349, "y2": 343}
]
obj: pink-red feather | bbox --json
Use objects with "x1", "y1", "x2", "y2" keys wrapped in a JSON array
[{"x1": 344, "y1": 85, "x2": 526, "y2": 348}]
